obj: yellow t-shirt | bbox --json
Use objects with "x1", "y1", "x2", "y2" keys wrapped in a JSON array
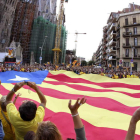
[
  {"x1": 21, "y1": 68, "x2": 24, "y2": 72},
  {"x1": 7, "y1": 103, "x2": 45, "y2": 140},
  {"x1": 0, "y1": 107, "x2": 15, "y2": 140},
  {"x1": 115, "y1": 75, "x2": 118, "y2": 79},
  {"x1": 127, "y1": 75, "x2": 130, "y2": 78}
]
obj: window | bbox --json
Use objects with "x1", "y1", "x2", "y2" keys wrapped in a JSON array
[
  {"x1": 125, "y1": 18, "x2": 128, "y2": 25},
  {"x1": 134, "y1": 48, "x2": 138, "y2": 57},
  {"x1": 123, "y1": 62, "x2": 126, "y2": 67},
  {"x1": 126, "y1": 28, "x2": 129, "y2": 32},
  {"x1": 134, "y1": 38, "x2": 138, "y2": 46},
  {"x1": 133, "y1": 18, "x2": 136, "y2": 24},
  {"x1": 125, "y1": 49, "x2": 129, "y2": 57},
  {"x1": 126, "y1": 38, "x2": 129, "y2": 46},
  {"x1": 133, "y1": 27, "x2": 137, "y2": 35},
  {"x1": 126, "y1": 62, "x2": 129, "y2": 67}
]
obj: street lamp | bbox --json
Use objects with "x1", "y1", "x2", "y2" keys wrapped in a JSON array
[{"x1": 39, "y1": 36, "x2": 47, "y2": 65}]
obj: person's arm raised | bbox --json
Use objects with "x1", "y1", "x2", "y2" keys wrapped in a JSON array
[
  {"x1": 6, "y1": 82, "x2": 24, "y2": 105},
  {"x1": 28, "y1": 82, "x2": 46, "y2": 108},
  {"x1": 13, "y1": 93, "x2": 22, "y2": 104},
  {"x1": 68, "y1": 97, "x2": 86, "y2": 129},
  {"x1": 125, "y1": 108, "x2": 140, "y2": 140},
  {"x1": 68, "y1": 97, "x2": 87, "y2": 140}
]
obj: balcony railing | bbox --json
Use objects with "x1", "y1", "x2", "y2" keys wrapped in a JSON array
[
  {"x1": 108, "y1": 56, "x2": 116, "y2": 60},
  {"x1": 108, "y1": 39, "x2": 116, "y2": 46},
  {"x1": 122, "y1": 43, "x2": 140, "y2": 48},
  {"x1": 123, "y1": 54, "x2": 130, "y2": 58},
  {"x1": 116, "y1": 25, "x2": 120, "y2": 31},
  {"x1": 107, "y1": 23, "x2": 116, "y2": 34},
  {"x1": 123, "y1": 20, "x2": 140, "y2": 27},
  {"x1": 123, "y1": 31, "x2": 140, "y2": 37},
  {"x1": 110, "y1": 30, "x2": 116, "y2": 35}
]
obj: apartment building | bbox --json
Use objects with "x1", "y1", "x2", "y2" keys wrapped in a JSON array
[
  {"x1": 96, "y1": 41, "x2": 103, "y2": 66},
  {"x1": 117, "y1": 10, "x2": 140, "y2": 71},
  {"x1": 92, "y1": 53, "x2": 96, "y2": 62},
  {"x1": 95, "y1": 3, "x2": 140, "y2": 71}
]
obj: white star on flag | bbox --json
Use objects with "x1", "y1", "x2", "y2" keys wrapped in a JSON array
[{"x1": 8, "y1": 75, "x2": 30, "y2": 81}]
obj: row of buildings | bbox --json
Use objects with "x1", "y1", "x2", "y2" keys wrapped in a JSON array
[
  {"x1": 95, "y1": 3, "x2": 140, "y2": 71},
  {"x1": 0, "y1": 0, "x2": 67, "y2": 64}
]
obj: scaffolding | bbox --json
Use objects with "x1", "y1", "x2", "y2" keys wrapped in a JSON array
[
  {"x1": 10, "y1": 0, "x2": 37, "y2": 64},
  {"x1": 30, "y1": 16, "x2": 67, "y2": 64}
]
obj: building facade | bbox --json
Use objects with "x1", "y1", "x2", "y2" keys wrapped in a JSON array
[
  {"x1": 117, "y1": 10, "x2": 140, "y2": 71},
  {"x1": 10, "y1": 0, "x2": 37, "y2": 64},
  {"x1": 0, "y1": 0, "x2": 18, "y2": 51},
  {"x1": 36, "y1": 0, "x2": 57, "y2": 24},
  {"x1": 95, "y1": 3, "x2": 140, "y2": 71},
  {"x1": 92, "y1": 53, "x2": 96, "y2": 62},
  {"x1": 30, "y1": 16, "x2": 67, "y2": 64}
]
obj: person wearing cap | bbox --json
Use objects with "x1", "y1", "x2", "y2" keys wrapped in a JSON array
[{"x1": 0, "y1": 79, "x2": 21, "y2": 140}]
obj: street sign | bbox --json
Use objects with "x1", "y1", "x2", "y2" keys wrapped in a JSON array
[
  {"x1": 131, "y1": 59, "x2": 133, "y2": 62},
  {"x1": 40, "y1": 57, "x2": 42, "y2": 60}
]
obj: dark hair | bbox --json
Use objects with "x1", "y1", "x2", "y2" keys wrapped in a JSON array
[
  {"x1": 19, "y1": 101, "x2": 37, "y2": 121},
  {"x1": 24, "y1": 131, "x2": 35, "y2": 140}
]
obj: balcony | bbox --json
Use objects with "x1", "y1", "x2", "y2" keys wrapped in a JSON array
[
  {"x1": 123, "y1": 54, "x2": 130, "y2": 59},
  {"x1": 103, "y1": 33, "x2": 107, "y2": 38},
  {"x1": 122, "y1": 54, "x2": 140, "y2": 59},
  {"x1": 110, "y1": 30, "x2": 116, "y2": 36},
  {"x1": 107, "y1": 22, "x2": 112, "y2": 29},
  {"x1": 108, "y1": 56, "x2": 116, "y2": 60},
  {"x1": 123, "y1": 31, "x2": 140, "y2": 37},
  {"x1": 123, "y1": 20, "x2": 140, "y2": 27},
  {"x1": 116, "y1": 45, "x2": 120, "y2": 49},
  {"x1": 122, "y1": 43, "x2": 140, "y2": 48},
  {"x1": 107, "y1": 23, "x2": 116, "y2": 34},
  {"x1": 116, "y1": 55, "x2": 120, "y2": 59},
  {"x1": 108, "y1": 39, "x2": 116, "y2": 46},
  {"x1": 122, "y1": 43, "x2": 131, "y2": 48},
  {"x1": 116, "y1": 25, "x2": 120, "y2": 31},
  {"x1": 110, "y1": 47, "x2": 116, "y2": 52},
  {"x1": 116, "y1": 34, "x2": 120, "y2": 40},
  {"x1": 103, "y1": 26, "x2": 107, "y2": 33},
  {"x1": 107, "y1": 35, "x2": 111, "y2": 41}
]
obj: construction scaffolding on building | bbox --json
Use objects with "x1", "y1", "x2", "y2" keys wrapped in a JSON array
[
  {"x1": 30, "y1": 16, "x2": 67, "y2": 64},
  {"x1": 10, "y1": 0, "x2": 37, "y2": 64}
]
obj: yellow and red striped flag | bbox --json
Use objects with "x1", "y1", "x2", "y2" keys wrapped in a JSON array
[{"x1": 1, "y1": 71, "x2": 140, "y2": 140}]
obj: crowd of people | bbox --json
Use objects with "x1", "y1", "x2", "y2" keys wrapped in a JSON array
[
  {"x1": 0, "y1": 80, "x2": 87, "y2": 140},
  {"x1": 0, "y1": 81, "x2": 140, "y2": 140},
  {"x1": 0, "y1": 63, "x2": 140, "y2": 79},
  {"x1": 0, "y1": 63, "x2": 140, "y2": 139}
]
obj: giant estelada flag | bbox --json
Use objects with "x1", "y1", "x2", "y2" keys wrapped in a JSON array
[{"x1": 1, "y1": 70, "x2": 140, "y2": 140}]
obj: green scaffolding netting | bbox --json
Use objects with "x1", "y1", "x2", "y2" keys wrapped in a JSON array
[{"x1": 30, "y1": 16, "x2": 67, "y2": 64}]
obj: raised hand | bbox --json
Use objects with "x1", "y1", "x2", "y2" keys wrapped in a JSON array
[
  {"x1": 27, "y1": 82, "x2": 38, "y2": 91},
  {"x1": 14, "y1": 82, "x2": 25, "y2": 92},
  {"x1": 16, "y1": 93, "x2": 22, "y2": 98},
  {"x1": 68, "y1": 97, "x2": 86, "y2": 115}
]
